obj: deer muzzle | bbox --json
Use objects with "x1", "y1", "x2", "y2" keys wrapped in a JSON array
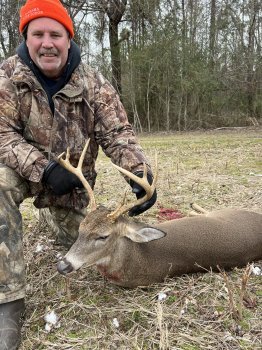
[{"x1": 57, "y1": 258, "x2": 74, "y2": 275}]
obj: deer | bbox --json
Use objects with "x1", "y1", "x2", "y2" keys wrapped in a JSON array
[{"x1": 56, "y1": 140, "x2": 262, "y2": 288}]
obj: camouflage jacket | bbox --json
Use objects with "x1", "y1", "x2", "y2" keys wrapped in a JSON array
[{"x1": 0, "y1": 55, "x2": 150, "y2": 209}]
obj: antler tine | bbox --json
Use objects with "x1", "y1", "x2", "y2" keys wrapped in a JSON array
[
  {"x1": 108, "y1": 158, "x2": 157, "y2": 221},
  {"x1": 57, "y1": 139, "x2": 97, "y2": 211}
]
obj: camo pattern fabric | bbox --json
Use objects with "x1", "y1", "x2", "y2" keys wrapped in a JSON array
[
  {"x1": 0, "y1": 164, "x2": 27, "y2": 304},
  {"x1": 0, "y1": 164, "x2": 86, "y2": 304},
  {"x1": 39, "y1": 206, "x2": 86, "y2": 248},
  {"x1": 0, "y1": 55, "x2": 151, "y2": 210}
]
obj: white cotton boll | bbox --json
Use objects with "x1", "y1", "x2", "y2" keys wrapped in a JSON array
[
  {"x1": 35, "y1": 243, "x2": 44, "y2": 253},
  {"x1": 45, "y1": 323, "x2": 52, "y2": 332},
  {"x1": 157, "y1": 292, "x2": 167, "y2": 301},
  {"x1": 112, "y1": 318, "x2": 119, "y2": 328},
  {"x1": 44, "y1": 310, "x2": 58, "y2": 325},
  {"x1": 35, "y1": 243, "x2": 49, "y2": 253},
  {"x1": 180, "y1": 309, "x2": 185, "y2": 316},
  {"x1": 251, "y1": 266, "x2": 261, "y2": 276},
  {"x1": 44, "y1": 310, "x2": 60, "y2": 333}
]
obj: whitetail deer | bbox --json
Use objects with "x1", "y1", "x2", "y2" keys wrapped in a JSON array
[{"x1": 56, "y1": 140, "x2": 262, "y2": 288}]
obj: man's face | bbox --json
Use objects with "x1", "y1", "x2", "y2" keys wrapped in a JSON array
[{"x1": 26, "y1": 17, "x2": 71, "y2": 79}]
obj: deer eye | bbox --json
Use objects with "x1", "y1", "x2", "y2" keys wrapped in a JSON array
[{"x1": 96, "y1": 235, "x2": 108, "y2": 241}]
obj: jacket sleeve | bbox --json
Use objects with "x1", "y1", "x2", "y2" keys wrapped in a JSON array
[
  {"x1": 0, "y1": 72, "x2": 48, "y2": 183},
  {"x1": 93, "y1": 72, "x2": 152, "y2": 177}
]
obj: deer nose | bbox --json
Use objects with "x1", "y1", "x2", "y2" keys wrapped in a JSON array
[{"x1": 57, "y1": 258, "x2": 74, "y2": 275}]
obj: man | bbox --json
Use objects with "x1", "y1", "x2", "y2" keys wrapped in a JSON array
[{"x1": 0, "y1": 0, "x2": 157, "y2": 348}]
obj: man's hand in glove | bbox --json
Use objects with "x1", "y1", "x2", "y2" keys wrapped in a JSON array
[
  {"x1": 129, "y1": 171, "x2": 157, "y2": 217},
  {"x1": 42, "y1": 161, "x2": 83, "y2": 196}
]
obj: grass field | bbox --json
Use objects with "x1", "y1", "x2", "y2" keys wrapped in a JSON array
[{"x1": 20, "y1": 127, "x2": 261, "y2": 349}]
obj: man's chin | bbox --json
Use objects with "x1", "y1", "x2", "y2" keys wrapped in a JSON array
[{"x1": 37, "y1": 62, "x2": 62, "y2": 79}]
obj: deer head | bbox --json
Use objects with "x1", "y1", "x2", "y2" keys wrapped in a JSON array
[{"x1": 57, "y1": 140, "x2": 164, "y2": 275}]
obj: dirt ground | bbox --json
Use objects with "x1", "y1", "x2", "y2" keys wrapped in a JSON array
[{"x1": 20, "y1": 127, "x2": 261, "y2": 349}]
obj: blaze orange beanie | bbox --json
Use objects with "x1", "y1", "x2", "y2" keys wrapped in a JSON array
[{"x1": 19, "y1": 0, "x2": 74, "y2": 38}]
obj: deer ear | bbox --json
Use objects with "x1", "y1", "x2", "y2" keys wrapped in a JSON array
[{"x1": 125, "y1": 226, "x2": 166, "y2": 243}]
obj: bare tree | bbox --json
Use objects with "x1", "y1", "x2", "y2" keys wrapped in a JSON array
[
  {"x1": 101, "y1": 0, "x2": 127, "y2": 95},
  {"x1": 209, "y1": 0, "x2": 216, "y2": 69},
  {"x1": 67, "y1": 0, "x2": 127, "y2": 95},
  {"x1": 0, "y1": 0, "x2": 23, "y2": 58}
]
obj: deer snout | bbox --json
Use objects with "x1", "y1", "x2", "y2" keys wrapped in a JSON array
[{"x1": 57, "y1": 258, "x2": 74, "y2": 275}]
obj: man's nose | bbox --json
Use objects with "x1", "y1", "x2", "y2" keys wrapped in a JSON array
[{"x1": 41, "y1": 35, "x2": 54, "y2": 48}]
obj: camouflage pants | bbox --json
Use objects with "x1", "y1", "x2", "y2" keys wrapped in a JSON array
[{"x1": 0, "y1": 164, "x2": 86, "y2": 305}]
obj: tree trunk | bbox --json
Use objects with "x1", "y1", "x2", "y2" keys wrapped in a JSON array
[
  {"x1": 246, "y1": 5, "x2": 257, "y2": 118},
  {"x1": 209, "y1": 0, "x2": 216, "y2": 70},
  {"x1": 109, "y1": 18, "x2": 122, "y2": 94},
  {"x1": 105, "y1": 0, "x2": 127, "y2": 96}
]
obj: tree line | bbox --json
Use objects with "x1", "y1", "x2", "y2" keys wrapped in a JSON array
[{"x1": 0, "y1": 0, "x2": 261, "y2": 131}]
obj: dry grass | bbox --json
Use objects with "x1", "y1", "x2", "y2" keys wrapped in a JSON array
[{"x1": 20, "y1": 128, "x2": 262, "y2": 349}]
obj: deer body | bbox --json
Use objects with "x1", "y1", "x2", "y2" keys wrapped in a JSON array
[
  {"x1": 58, "y1": 207, "x2": 262, "y2": 288},
  {"x1": 56, "y1": 140, "x2": 262, "y2": 288}
]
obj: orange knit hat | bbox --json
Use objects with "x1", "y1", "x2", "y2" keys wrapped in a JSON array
[{"x1": 19, "y1": 0, "x2": 74, "y2": 38}]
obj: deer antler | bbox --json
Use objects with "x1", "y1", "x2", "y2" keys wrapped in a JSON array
[
  {"x1": 57, "y1": 140, "x2": 97, "y2": 211},
  {"x1": 108, "y1": 159, "x2": 157, "y2": 221}
]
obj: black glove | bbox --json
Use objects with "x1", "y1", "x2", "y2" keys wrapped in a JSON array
[
  {"x1": 42, "y1": 161, "x2": 83, "y2": 196},
  {"x1": 128, "y1": 171, "x2": 157, "y2": 217}
]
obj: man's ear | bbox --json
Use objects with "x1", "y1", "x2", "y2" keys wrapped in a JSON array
[{"x1": 124, "y1": 226, "x2": 166, "y2": 243}]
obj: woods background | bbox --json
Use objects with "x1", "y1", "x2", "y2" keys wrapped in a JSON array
[{"x1": 0, "y1": 0, "x2": 261, "y2": 132}]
